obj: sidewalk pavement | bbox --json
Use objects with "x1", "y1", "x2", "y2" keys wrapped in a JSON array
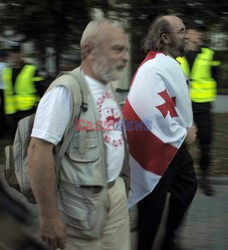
[
  {"x1": 212, "y1": 95, "x2": 228, "y2": 113},
  {"x1": 0, "y1": 164, "x2": 228, "y2": 250},
  {"x1": 130, "y1": 177, "x2": 228, "y2": 250}
]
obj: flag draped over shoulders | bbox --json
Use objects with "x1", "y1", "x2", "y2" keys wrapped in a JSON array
[{"x1": 123, "y1": 51, "x2": 193, "y2": 207}]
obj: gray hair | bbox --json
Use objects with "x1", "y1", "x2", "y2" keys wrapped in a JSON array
[
  {"x1": 80, "y1": 19, "x2": 123, "y2": 59},
  {"x1": 143, "y1": 15, "x2": 172, "y2": 52}
]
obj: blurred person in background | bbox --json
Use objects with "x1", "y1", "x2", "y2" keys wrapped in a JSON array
[
  {"x1": 0, "y1": 49, "x2": 8, "y2": 138},
  {"x1": 2, "y1": 44, "x2": 45, "y2": 138},
  {"x1": 177, "y1": 20, "x2": 221, "y2": 196}
]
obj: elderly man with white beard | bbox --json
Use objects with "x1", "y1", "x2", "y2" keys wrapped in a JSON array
[{"x1": 28, "y1": 19, "x2": 130, "y2": 250}]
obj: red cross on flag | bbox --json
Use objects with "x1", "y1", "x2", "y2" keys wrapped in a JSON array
[
  {"x1": 156, "y1": 90, "x2": 178, "y2": 118},
  {"x1": 123, "y1": 51, "x2": 193, "y2": 207}
]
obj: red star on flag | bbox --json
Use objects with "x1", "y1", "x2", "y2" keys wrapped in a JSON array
[{"x1": 156, "y1": 90, "x2": 178, "y2": 118}]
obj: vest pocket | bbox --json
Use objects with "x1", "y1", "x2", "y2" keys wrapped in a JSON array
[
  {"x1": 69, "y1": 134, "x2": 99, "y2": 162},
  {"x1": 58, "y1": 183, "x2": 108, "y2": 240}
]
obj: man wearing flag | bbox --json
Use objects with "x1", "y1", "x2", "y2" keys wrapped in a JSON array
[{"x1": 123, "y1": 15, "x2": 197, "y2": 250}]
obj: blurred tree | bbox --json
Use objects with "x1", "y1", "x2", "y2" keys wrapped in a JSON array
[
  {"x1": 0, "y1": 0, "x2": 227, "y2": 77},
  {"x1": 113, "y1": 0, "x2": 228, "y2": 73},
  {"x1": 90, "y1": 0, "x2": 111, "y2": 17},
  {"x1": 0, "y1": 0, "x2": 90, "y2": 73}
]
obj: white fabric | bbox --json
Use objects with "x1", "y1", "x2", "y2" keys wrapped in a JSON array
[
  {"x1": 124, "y1": 52, "x2": 193, "y2": 207},
  {"x1": 31, "y1": 86, "x2": 72, "y2": 145},
  {"x1": 128, "y1": 54, "x2": 193, "y2": 146},
  {"x1": 85, "y1": 75, "x2": 124, "y2": 183},
  {"x1": 128, "y1": 155, "x2": 161, "y2": 207}
]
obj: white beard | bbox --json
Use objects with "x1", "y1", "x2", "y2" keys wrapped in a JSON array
[{"x1": 92, "y1": 57, "x2": 124, "y2": 83}]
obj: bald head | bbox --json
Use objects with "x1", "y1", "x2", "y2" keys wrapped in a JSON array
[
  {"x1": 160, "y1": 15, "x2": 186, "y2": 36},
  {"x1": 160, "y1": 15, "x2": 183, "y2": 26},
  {"x1": 143, "y1": 15, "x2": 173, "y2": 52},
  {"x1": 143, "y1": 14, "x2": 188, "y2": 57}
]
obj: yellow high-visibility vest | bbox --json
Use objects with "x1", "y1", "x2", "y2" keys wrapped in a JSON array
[
  {"x1": 177, "y1": 48, "x2": 221, "y2": 103},
  {"x1": 2, "y1": 64, "x2": 43, "y2": 114}
]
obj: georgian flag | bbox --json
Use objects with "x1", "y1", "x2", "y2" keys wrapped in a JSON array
[{"x1": 123, "y1": 51, "x2": 193, "y2": 208}]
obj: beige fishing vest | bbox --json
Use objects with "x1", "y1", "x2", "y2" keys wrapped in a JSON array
[{"x1": 46, "y1": 67, "x2": 130, "y2": 190}]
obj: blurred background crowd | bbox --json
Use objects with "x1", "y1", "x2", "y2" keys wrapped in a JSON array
[{"x1": 0, "y1": 0, "x2": 227, "y2": 91}]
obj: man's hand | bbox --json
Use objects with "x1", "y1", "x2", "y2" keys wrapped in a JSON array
[
  {"x1": 28, "y1": 138, "x2": 67, "y2": 249},
  {"x1": 185, "y1": 123, "x2": 197, "y2": 144},
  {"x1": 40, "y1": 213, "x2": 67, "y2": 249}
]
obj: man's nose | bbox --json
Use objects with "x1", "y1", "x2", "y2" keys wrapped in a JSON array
[
  {"x1": 122, "y1": 50, "x2": 129, "y2": 63},
  {"x1": 185, "y1": 32, "x2": 189, "y2": 39}
]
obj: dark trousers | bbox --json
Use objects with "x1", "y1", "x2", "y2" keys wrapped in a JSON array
[
  {"x1": 193, "y1": 110, "x2": 212, "y2": 171},
  {"x1": 137, "y1": 144, "x2": 197, "y2": 250}
]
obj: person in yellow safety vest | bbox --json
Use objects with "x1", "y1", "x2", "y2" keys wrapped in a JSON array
[
  {"x1": 177, "y1": 20, "x2": 221, "y2": 196},
  {"x1": 2, "y1": 44, "x2": 45, "y2": 138}
]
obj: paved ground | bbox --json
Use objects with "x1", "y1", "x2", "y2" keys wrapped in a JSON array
[
  {"x1": 1, "y1": 162, "x2": 228, "y2": 250},
  {"x1": 212, "y1": 95, "x2": 228, "y2": 113},
  {"x1": 130, "y1": 177, "x2": 228, "y2": 250}
]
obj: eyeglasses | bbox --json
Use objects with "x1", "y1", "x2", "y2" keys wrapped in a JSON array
[{"x1": 161, "y1": 28, "x2": 187, "y2": 37}]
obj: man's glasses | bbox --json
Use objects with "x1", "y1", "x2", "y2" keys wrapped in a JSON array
[{"x1": 160, "y1": 28, "x2": 187, "y2": 37}]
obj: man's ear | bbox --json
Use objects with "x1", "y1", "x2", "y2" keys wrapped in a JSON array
[
  {"x1": 160, "y1": 33, "x2": 170, "y2": 45},
  {"x1": 83, "y1": 43, "x2": 95, "y2": 59}
]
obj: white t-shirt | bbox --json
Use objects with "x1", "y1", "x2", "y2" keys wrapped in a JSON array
[
  {"x1": 31, "y1": 76, "x2": 124, "y2": 183},
  {"x1": 31, "y1": 86, "x2": 72, "y2": 145},
  {"x1": 85, "y1": 75, "x2": 124, "y2": 182}
]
